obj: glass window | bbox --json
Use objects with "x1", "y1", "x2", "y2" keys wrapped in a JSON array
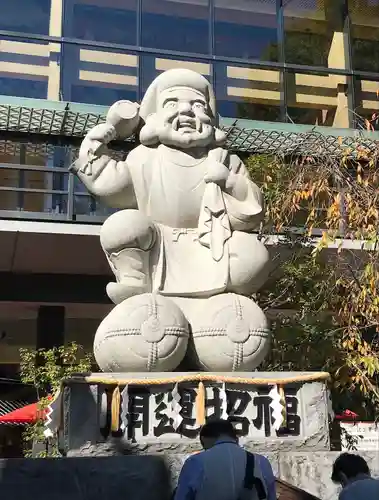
[
  {"x1": 349, "y1": 0, "x2": 379, "y2": 73},
  {"x1": 285, "y1": 69, "x2": 352, "y2": 127},
  {"x1": 353, "y1": 76, "x2": 379, "y2": 131},
  {"x1": 72, "y1": 146, "x2": 122, "y2": 219},
  {"x1": 283, "y1": 0, "x2": 348, "y2": 68},
  {"x1": 63, "y1": 0, "x2": 137, "y2": 46},
  {"x1": 215, "y1": 63, "x2": 283, "y2": 122},
  {"x1": 0, "y1": 77, "x2": 47, "y2": 99},
  {"x1": 214, "y1": 0, "x2": 278, "y2": 61},
  {"x1": 0, "y1": 140, "x2": 21, "y2": 212},
  {"x1": 74, "y1": 193, "x2": 115, "y2": 218},
  {"x1": 0, "y1": 37, "x2": 49, "y2": 99},
  {"x1": 141, "y1": 0, "x2": 210, "y2": 54},
  {"x1": 0, "y1": 0, "x2": 51, "y2": 35},
  {"x1": 141, "y1": 54, "x2": 212, "y2": 95},
  {"x1": 61, "y1": 43, "x2": 138, "y2": 105},
  {"x1": 0, "y1": 141, "x2": 69, "y2": 216}
]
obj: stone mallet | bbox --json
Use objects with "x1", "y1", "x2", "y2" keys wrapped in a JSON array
[{"x1": 91, "y1": 100, "x2": 141, "y2": 156}]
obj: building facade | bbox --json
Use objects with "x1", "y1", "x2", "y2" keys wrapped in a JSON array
[
  {"x1": 1, "y1": 0, "x2": 379, "y2": 127},
  {"x1": 0, "y1": 0, "x2": 379, "y2": 382}
]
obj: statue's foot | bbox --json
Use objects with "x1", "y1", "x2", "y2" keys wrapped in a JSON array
[
  {"x1": 106, "y1": 282, "x2": 149, "y2": 305},
  {"x1": 190, "y1": 293, "x2": 271, "y2": 372},
  {"x1": 94, "y1": 293, "x2": 189, "y2": 372}
]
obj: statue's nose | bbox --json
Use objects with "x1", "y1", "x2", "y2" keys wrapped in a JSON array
[{"x1": 178, "y1": 102, "x2": 193, "y2": 115}]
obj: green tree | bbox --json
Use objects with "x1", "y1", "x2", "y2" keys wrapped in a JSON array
[
  {"x1": 19, "y1": 343, "x2": 93, "y2": 457},
  {"x1": 247, "y1": 151, "x2": 379, "y2": 421}
]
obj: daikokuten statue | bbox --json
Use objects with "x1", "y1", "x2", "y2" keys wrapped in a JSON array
[{"x1": 72, "y1": 69, "x2": 271, "y2": 373}]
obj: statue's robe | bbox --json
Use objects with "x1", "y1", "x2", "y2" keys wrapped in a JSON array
[{"x1": 121, "y1": 144, "x2": 264, "y2": 297}]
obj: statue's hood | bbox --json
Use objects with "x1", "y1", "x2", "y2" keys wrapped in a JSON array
[{"x1": 139, "y1": 68, "x2": 218, "y2": 125}]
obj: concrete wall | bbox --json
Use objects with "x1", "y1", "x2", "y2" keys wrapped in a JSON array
[
  {"x1": 270, "y1": 451, "x2": 378, "y2": 500},
  {"x1": 1, "y1": 451, "x2": 378, "y2": 500},
  {"x1": 167, "y1": 451, "x2": 379, "y2": 500},
  {"x1": 0, "y1": 455, "x2": 171, "y2": 500}
]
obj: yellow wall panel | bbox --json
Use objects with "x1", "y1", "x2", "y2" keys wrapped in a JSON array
[
  {"x1": 80, "y1": 49, "x2": 138, "y2": 67},
  {"x1": 79, "y1": 70, "x2": 137, "y2": 86},
  {"x1": 227, "y1": 86, "x2": 280, "y2": 102},
  {"x1": 49, "y1": 0, "x2": 63, "y2": 37},
  {"x1": 0, "y1": 40, "x2": 49, "y2": 57},
  {"x1": 227, "y1": 66, "x2": 280, "y2": 83},
  {"x1": 156, "y1": 58, "x2": 211, "y2": 75},
  {"x1": 0, "y1": 62, "x2": 48, "y2": 77}
]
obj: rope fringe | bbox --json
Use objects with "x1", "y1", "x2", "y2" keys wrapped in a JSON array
[
  {"x1": 111, "y1": 386, "x2": 121, "y2": 432},
  {"x1": 196, "y1": 381, "x2": 206, "y2": 426},
  {"x1": 63, "y1": 372, "x2": 330, "y2": 387},
  {"x1": 278, "y1": 385, "x2": 287, "y2": 428}
]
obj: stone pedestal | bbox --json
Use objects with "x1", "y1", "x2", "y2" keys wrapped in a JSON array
[
  {"x1": 1, "y1": 453, "x2": 378, "y2": 500},
  {"x1": 60, "y1": 372, "x2": 331, "y2": 457}
]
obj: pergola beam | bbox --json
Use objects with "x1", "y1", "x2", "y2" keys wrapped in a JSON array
[{"x1": 1, "y1": 96, "x2": 378, "y2": 157}]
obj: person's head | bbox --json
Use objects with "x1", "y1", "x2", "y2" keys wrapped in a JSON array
[
  {"x1": 199, "y1": 418, "x2": 237, "y2": 450},
  {"x1": 139, "y1": 68, "x2": 226, "y2": 150},
  {"x1": 331, "y1": 453, "x2": 371, "y2": 486}
]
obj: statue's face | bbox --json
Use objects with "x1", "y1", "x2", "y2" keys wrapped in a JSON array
[{"x1": 155, "y1": 86, "x2": 214, "y2": 149}]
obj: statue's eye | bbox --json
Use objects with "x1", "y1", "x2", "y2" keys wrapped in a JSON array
[
  {"x1": 164, "y1": 101, "x2": 177, "y2": 109},
  {"x1": 193, "y1": 102, "x2": 205, "y2": 110}
]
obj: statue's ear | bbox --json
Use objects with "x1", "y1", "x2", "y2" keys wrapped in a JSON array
[
  {"x1": 214, "y1": 127, "x2": 227, "y2": 146},
  {"x1": 139, "y1": 113, "x2": 159, "y2": 146},
  {"x1": 144, "y1": 113, "x2": 156, "y2": 125}
]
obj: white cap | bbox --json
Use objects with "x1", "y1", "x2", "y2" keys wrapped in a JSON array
[{"x1": 139, "y1": 68, "x2": 217, "y2": 124}]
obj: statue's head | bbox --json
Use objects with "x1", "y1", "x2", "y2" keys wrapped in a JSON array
[{"x1": 139, "y1": 69, "x2": 226, "y2": 150}]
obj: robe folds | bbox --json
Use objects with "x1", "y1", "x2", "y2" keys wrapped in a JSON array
[{"x1": 122, "y1": 144, "x2": 264, "y2": 297}]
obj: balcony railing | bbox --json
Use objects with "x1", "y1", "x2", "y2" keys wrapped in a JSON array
[
  {"x1": 0, "y1": 163, "x2": 332, "y2": 241},
  {"x1": 0, "y1": 163, "x2": 114, "y2": 223}
]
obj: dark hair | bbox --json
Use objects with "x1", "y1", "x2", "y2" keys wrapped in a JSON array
[
  {"x1": 199, "y1": 418, "x2": 237, "y2": 443},
  {"x1": 331, "y1": 453, "x2": 370, "y2": 483}
]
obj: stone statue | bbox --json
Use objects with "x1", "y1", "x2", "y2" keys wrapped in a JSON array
[{"x1": 71, "y1": 69, "x2": 271, "y2": 373}]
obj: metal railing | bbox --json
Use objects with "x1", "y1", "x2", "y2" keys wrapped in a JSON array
[
  {"x1": 0, "y1": 163, "x2": 114, "y2": 223},
  {"x1": 0, "y1": 163, "x2": 333, "y2": 240}
]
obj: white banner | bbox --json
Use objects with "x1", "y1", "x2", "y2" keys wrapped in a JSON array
[
  {"x1": 219, "y1": 383, "x2": 228, "y2": 420},
  {"x1": 44, "y1": 390, "x2": 62, "y2": 438},
  {"x1": 170, "y1": 383, "x2": 183, "y2": 431},
  {"x1": 269, "y1": 385, "x2": 284, "y2": 431},
  {"x1": 120, "y1": 385, "x2": 129, "y2": 431}
]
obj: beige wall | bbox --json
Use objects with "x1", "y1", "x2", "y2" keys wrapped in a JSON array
[
  {"x1": 0, "y1": 303, "x2": 111, "y2": 364},
  {"x1": 0, "y1": 319, "x2": 37, "y2": 363}
]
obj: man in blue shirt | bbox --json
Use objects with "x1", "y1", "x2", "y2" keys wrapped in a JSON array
[
  {"x1": 174, "y1": 419, "x2": 277, "y2": 500},
  {"x1": 331, "y1": 452, "x2": 379, "y2": 500}
]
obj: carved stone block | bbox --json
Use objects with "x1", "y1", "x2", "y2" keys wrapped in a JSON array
[{"x1": 62, "y1": 372, "x2": 330, "y2": 456}]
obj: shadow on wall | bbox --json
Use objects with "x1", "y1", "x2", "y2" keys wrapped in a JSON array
[
  {"x1": 0, "y1": 455, "x2": 172, "y2": 500},
  {"x1": 276, "y1": 479, "x2": 321, "y2": 500}
]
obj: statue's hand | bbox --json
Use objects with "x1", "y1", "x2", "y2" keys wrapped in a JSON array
[
  {"x1": 204, "y1": 162, "x2": 230, "y2": 187},
  {"x1": 84, "y1": 123, "x2": 117, "y2": 157},
  {"x1": 106, "y1": 100, "x2": 140, "y2": 140},
  {"x1": 72, "y1": 123, "x2": 117, "y2": 175},
  {"x1": 86, "y1": 123, "x2": 117, "y2": 144}
]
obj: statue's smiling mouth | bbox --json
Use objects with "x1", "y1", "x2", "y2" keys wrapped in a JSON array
[{"x1": 172, "y1": 116, "x2": 197, "y2": 131}]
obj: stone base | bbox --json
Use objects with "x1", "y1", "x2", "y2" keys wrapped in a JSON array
[
  {"x1": 0, "y1": 456, "x2": 171, "y2": 500},
  {"x1": 1, "y1": 453, "x2": 378, "y2": 500},
  {"x1": 61, "y1": 371, "x2": 331, "y2": 456},
  {"x1": 164, "y1": 452, "x2": 379, "y2": 500}
]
